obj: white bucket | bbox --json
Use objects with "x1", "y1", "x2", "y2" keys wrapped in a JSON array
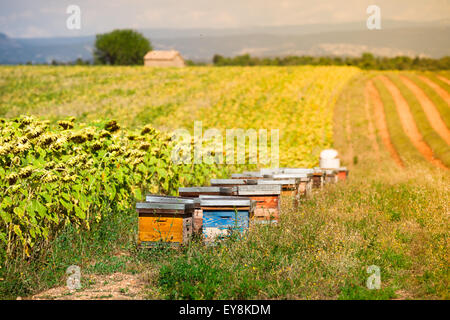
[{"x1": 320, "y1": 158, "x2": 340, "y2": 169}]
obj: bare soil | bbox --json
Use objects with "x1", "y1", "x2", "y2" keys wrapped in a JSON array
[
  {"x1": 379, "y1": 76, "x2": 447, "y2": 170},
  {"x1": 418, "y1": 75, "x2": 450, "y2": 106},
  {"x1": 367, "y1": 80, "x2": 404, "y2": 168},
  {"x1": 401, "y1": 75, "x2": 450, "y2": 145},
  {"x1": 30, "y1": 272, "x2": 147, "y2": 300}
]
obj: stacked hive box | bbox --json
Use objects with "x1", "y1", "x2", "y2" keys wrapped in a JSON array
[
  {"x1": 136, "y1": 201, "x2": 194, "y2": 247},
  {"x1": 236, "y1": 185, "x2": 281, "y2": 224},
  {"x1": 199, "y1": 197, "x2": 254, "y2": 243},
  {"x1": 136, "y1": 161, "x2": 348, "y2": 247}
]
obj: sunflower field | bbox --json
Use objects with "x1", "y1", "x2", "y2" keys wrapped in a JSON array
[{"x1": 0, "y1": 116, "x2": 230, "y2": 261}]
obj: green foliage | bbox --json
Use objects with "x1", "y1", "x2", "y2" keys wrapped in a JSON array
[
  {"x1": 0, "y1": 116, "x2": 230, "y2": 264},
  {"x1": 210, "y1": 53, "x2": 450, "y2": 70},
  {"x1": 94, "y1": 29, "x2": 152, "y2": 65}
]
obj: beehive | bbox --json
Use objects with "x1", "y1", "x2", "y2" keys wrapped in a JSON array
[
  {"x1": 145, "y1": 195, "x2": 203, "y2": 235},
  {"x1": 136, "y1": 202, "x2": 193, "y2": 247},
  {"x1": 282, "y1": 168, "x2": 314, "y2": 175},
  {"x1": 210, "y1": 179, "x2": 257, "y2": 187},
  {"x1": 178, "y1": 186, "x2": 236, "y2": 197},
  {"x1": 311, "y1": 169, "x2": 325, "y2": 189},
  {"x1": 231, "y1": 172, "x2": 264, "y2": 179},
  {"x1": 337, "y1": 167, "x2": 349, "y2": 181},
  {"x1": 237, "y1": 185, "x2": 281, "y2": 224},
  {"x1": 256, "y1": 178, "x2": 298, "y2": 197},
  {"x1": 264, "y1": 173, "x2": 312, "y2": 202},
  {"x1": 324, "y1": 169, "x2": 339, "y2": 184},
  {"x1": 199, "y1": 197, "x2": 253, "y2": 243}
]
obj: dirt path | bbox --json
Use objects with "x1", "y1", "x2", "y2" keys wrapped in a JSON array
[
  {"x1": 364, "y1": 81, "x2": 381, "y2": 159},
  {"x1": 30, "y1": 272, "x2": 146, "y2": 300},
  {"x1": 379, "y1": 76, "x2": 447, "y2": 170},
  {"x1": 366, "y1": 80, "x2": 404, "y2": 168},
  {"x1": 400, "y1": 76, "x2": 450, "y2": 145},
  {"x1": 417, "y1": 75, "x2": 450, "y2": 106},
  {"x1": 437, "y1": 75, "x2": 450, "y2": 86}
]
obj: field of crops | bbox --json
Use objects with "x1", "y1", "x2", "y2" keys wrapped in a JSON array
[
  {"x1": 0, "y1": 66, "x2": 359, "y2": 167},
  {"x1": 1, "y1": 66, "x2": 448, "y2": 300}
]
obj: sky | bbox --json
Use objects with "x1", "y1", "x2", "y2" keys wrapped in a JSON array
[{"x1": 0, "y1": 0, "x2": 449, "y2": 38}]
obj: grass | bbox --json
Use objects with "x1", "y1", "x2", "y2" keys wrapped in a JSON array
[
  {"x1": 1, "y1": 70, "x2": 448, "y2": 300},
  {"x1": 155, "y1": 172, "x2": 448, "y2": 299},
  {"x1": 387, "y1": 73, "x2": 450, "y2": 167},
  {"x1": 0, "y1": 208, "x2": 138, "y2": 299}
]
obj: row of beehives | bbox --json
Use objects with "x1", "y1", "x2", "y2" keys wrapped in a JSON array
[{"x1": 136, "y1": 166, "x2": 348, "y2": 246}]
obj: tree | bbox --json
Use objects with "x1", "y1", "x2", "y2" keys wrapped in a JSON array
[{"x1": 94, "y1": 29, "x2": 152, "y2": 65}]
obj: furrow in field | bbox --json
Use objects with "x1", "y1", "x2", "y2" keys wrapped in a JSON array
[
  {"x1": 364, "y1": 81, "x2": 380, "y2": 159},
  {"x1": 400, "y1": 75, "x2": 450, "y2": 145},
  {"x1": 417, "y1": 75, "x2": 450, "y2": 106},
  {"x1": 379, "y1": 76, "x2": 447, "y2": 170},
  {"x1": 366, "y1": 80, "x2": 404, "y2": 168},
  {"x1": 437, "y1": 75, "x2": 450, "y2": 86}
]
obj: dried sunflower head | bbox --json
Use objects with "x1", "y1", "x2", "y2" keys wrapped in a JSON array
[
  {"x1": 99, "y1": 130, "x2": 111, "y2": 139},
  {"x1": 19, "y1": 166, "x2": 34, "y2": 179},
  {"x1": 6, "y1": 172, "x2": 19, "y2": 185},
  {"x1": 42, "y1": 172, "x2": 58, "y2": 183},
  {"x1": 139, "y1": 142, "x2": 151, "y2": 151},
  {"x1": 44, "y1": 161, "x2": 56, "y2": 170},
  {"x1": 104, "y1": 120, "x2": 120, "y2": 133},
  {"x1": 58, "y1": 120, "x2": 74, "y2": 130},
  {"x1": 0, "y1": 143, "x2": 12, "y2": 156},
  {"x1": 91, "y1": 141, "x2": 103, "y2": 151}
]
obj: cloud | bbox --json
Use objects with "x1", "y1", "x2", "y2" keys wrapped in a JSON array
[{"x1": 1, "y1": 0, "x2": 449, "y2": 37}]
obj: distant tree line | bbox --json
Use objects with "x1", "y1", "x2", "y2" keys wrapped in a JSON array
[{"x1": 210, "y1": 53, "x2": 450, "y2": 70}]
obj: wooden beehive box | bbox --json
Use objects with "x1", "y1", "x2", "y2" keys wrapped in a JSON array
[
  {"x1": 210, "y1": 179, "x2": 257, "y2": 187},
  {"x1": 281, "y1": 168, "x2": 314, "y2": 173},
  {"x1": 256, "y1": 178, "x2": 298, "y2": 197},
  {"x1": 145, "y1": 195, "x2": 203, "y2": 235},
  {"x1": 324, "y1": 169, "x2": 339, "y2": 184},
  {"x1": 178, "y1": 186, "x2": 236, "y2": 197},
  {"x1": 311, "y1": 169, "x2": 325, "y2": 189},
  {"x1": 337, "y1": 167, "x2": 349, "y2": 181},
  {"x1": 231, "y1": 172, "x2": 264, "y2": 179},
  {"x1": 237, "y1": 185, "x2": 281, "y2": 224},
  {"x1": 136, "y1": 202, "x2": 193, "y2": 247},
  {"x1": 199, "y1": 197, "x2": 253, "y2": 243}
]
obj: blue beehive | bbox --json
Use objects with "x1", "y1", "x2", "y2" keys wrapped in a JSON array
[{"x1": 199, "y1": 197, "x2": 254, "y2": 243}]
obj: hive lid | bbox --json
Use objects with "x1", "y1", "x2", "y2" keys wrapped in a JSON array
[
  {"x1": 200, "y1": 198, "x2": 253, "y2": 207},
  {"x1": 199, "y1": 195, "x2": 248, "y2": 200},
  {"x1": 260, "y1": 168, "x2": 285, "y2": 175},
  {"x1": 237, "y1": 184, "x2": 281, "y2": 195},
  {"x1": 145, "y1": 195, "x2": 200, "y2": 205},
  {"x1": 339, "y1": 167, "x2": 348, "y2": 171},
  {"x1": 210, "y1": 179, "x2": 257, "y2": 185},
  {"x1": 136, "y1": 202, "x2": 193, "y2": 211},
  {"x1": 270, "y1": 173, "x2": 311, "y2": 179},
  {"x1": 320, "y1": 149, "x2": 338, "y2": 159},
  {"x1": 178, "y1": 186, "x2": 235, "y2": 194},
  {"x1": 256, "y1": 179, "x2": 297, "y2": 185},
  {"x1": 282, "y1": 168, "x2": 314, "y2": 174},
  {"x1": 232, "y1": 172, "x2": 264, "y2": 178}
]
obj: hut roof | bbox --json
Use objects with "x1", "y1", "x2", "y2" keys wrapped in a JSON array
[{"x1": 144, "y1": 50, "x2": 181, "y2": 61}]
